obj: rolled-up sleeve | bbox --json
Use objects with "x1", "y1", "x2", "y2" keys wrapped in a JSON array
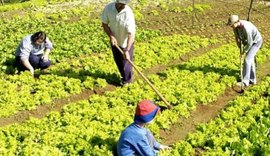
[
  {"x1": 126, "y1": 12, "x2": 136, "y2": 35},
  {"x1": 45, "y1": 37, "x2": 53, "y2": 50},
  {"x1": 101, "y1": 5, "x2": 109, "y2": 24}
]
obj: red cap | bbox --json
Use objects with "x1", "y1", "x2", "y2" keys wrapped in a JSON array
[{"x1": 134, "y1": 100, "x2": 160, "y2": 124}]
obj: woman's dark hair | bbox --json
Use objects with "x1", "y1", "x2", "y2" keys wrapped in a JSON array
[{"x1": 31, "y1": 31, "x2": 47, "y2": 42}]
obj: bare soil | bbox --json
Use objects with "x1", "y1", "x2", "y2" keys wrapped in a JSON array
[
  {"x1": 0, "y1": 0, "x2": 270, "y2": 148},
  {"x1": 160, "y1": 58, "x2": 270, "y2": 145},
  {"x1": 0, "y1": 85, "x2": 116, "y2": 127}
]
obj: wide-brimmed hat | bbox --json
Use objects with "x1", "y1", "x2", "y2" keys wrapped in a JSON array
[
  {"x1": 116, "y1": 0, "x2": 130, "y2": 4},
  {"x1": 134, "y1": 100, "x2": 160, "y2": 124},
  {"x1": 227, "y1": 15, "x2": 239, "y2": 26}
]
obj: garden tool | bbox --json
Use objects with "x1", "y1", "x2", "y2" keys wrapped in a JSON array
[
  {"x1": 115, "y1": 45, "x2": 172, "y2": 109},
  {"x1": 239, "y1": 44, "x2": 244, "y2": 93}
]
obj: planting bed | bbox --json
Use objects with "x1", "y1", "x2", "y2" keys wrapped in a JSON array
[{"x1": 0, "y1": 0, "x2": 270, "y2": 155}]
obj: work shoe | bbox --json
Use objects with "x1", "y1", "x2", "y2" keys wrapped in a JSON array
[
  {"x1": 120, "y1": 82, "x2": 131, "y2": 87},
  {"x1": 236, "y1": 82, "x2": 247, "y2": 87},
  {"x1": 120, "y1": 80, "x2": 131, "y2": 86}
]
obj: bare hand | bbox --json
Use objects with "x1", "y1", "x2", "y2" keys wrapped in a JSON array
[
  {"x1": 110, "y1": 36, "x2": 118, "y2": 46},
  {"x1": 42, "y1": 54, "x2": 49, "y2": 62},
  {"x1": 30, "y1": 68, "x2": 34, "y2": 75},
  {"x1": 240, "y1": 53, "x2": 244, "y2": 60},
  {"x1": 124, "y1": 50, "x2": 130, "y2": 60},
  {"x1": 159, "y1": 144, "x2": 171, "y2": 150}
]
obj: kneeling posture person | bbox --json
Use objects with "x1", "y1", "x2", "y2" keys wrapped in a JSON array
[
  {"x1": 117, "y1": 100, "x2": 171, "y2": 156},
  {"x1": 15, "y1": 31, "x2": 53, "y2": 75}
]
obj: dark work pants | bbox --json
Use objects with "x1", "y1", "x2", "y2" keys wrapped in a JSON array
[
  {"x1": 111, "y1": 43, "x2": 134, "y2": 84},
  {"x1": 15, "y1": 54, "x2": 51, "y2": 72}
]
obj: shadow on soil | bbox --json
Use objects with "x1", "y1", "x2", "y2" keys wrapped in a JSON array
[
  {"x1": 160, "y1": 58, "x2": 270, "y2": 146},
  {"x1": 33, "y1": 67, "x2": 122, "y2": 86},
  {"x1": 176, "y1": 64, "x2": 239, "y2": 78},
  {"x1": 3, "y1": 58, "x2": 17, "y2": 75},
  {"x1": 2, "y1": 59, "x2": 122, "y2": 86}
]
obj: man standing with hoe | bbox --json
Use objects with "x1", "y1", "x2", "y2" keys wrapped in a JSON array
[
  {"x1": 101, "y1": 0, "x2": 135, "y2": 86},
  {"x1": 227, "y1": 15, "x2": 263, "y2": 87},
  {"x1": 101, "y1": 0, "x2": 172, "y2": 108}
]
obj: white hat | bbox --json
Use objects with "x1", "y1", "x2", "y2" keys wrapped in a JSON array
[
  {"x1": 116, "y1": 0, "x2": 130, "y2": 4},
  {"x1": 227, "y1": 15, "x2": 239, "y2": 26}
]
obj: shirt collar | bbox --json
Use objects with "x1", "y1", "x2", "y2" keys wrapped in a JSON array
[{"x1": 112, "y1": 2, "x2": 127, "y2": 14}]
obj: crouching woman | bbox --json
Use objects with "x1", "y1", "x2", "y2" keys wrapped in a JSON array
[{"x1": 15, "y1": 31, "x2": 53, "y2": 75}]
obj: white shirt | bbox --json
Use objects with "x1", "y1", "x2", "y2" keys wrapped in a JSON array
[{"x1": 101, "y1": 2, "x2": 136, "y2": 48}]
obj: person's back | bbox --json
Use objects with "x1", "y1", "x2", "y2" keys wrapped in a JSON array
[
  {"x1": 233, "y1": 20, "x2": 262, "y2": 52},
  {"x1": 117, "y1": 123, "x2": 158, "y2": 156},
  {"x1": 117, "y1": 100, "x2": 171, "y2": 156}
]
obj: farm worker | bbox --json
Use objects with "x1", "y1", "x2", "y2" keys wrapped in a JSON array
[
  {"x1": 101, "y1": 0, "x2": 135, "y2": 86},
  {"x1": 15, "y1": 31, "x2": 53, "y2": 75},
  {"x1": 117, "y1": 100, "x2": 171, "y2": 156},
  {"x1": 227, "y1": 15, "x2": 263, "y2": 87}
]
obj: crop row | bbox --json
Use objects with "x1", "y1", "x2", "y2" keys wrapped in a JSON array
[
  {"x1": 0, "y1": 18, "x2": 162, "y2": 72},
  {"x1": 0, "y1": 44, "x2": 269, "y2": 155},
  {"x1": 0, "y1": 34, "x2": 216, "y2": 118},
  {"x1": 160, "y1": 76, "x2": 270, "y2": 155}
]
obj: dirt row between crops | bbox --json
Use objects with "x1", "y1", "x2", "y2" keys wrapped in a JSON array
[
  {"x1": 0, "y1": 42, "x2": 224, "y2": 127},
  {"x1": 0, "y1": 1, "x2": 269, "y2": 149},
  {"x1": 159, "y1": 58, "x2": 270, "y2": 145},
  {"x1": 0, "y1": 38, "x2": 269, "y2": 130},
  {"x1": 156, "y1": 0, "x2": 270, "y2": 145}
]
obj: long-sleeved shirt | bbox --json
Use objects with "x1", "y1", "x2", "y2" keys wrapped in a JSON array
[
  {"x1": 100, "y1": 2, "x2": 136, "y2": 48},
  {"x1": 15, "y1": 34, "x2": 53, "y2": 60},
  {"x1": 233, "y1": 20, "x2": 262, "y2": 52},
  {"x1": 117, "y1": 123, "x2": 160, "y2": 156}
]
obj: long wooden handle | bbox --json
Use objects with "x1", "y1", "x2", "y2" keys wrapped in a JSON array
[
  {"x1": 115, "y1": 45, "x2": 172, "y2": 109},
  {"x1": 240, "y1": 45, "x2": 243, "y2": 91}
]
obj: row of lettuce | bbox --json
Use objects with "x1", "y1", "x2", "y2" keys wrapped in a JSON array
[
  {"x1": 160, "y1": 76, "x2": 270, "y2": 156},
  {"x1": 0, "y1": 34, "x2": 216, "y2": 118},
  {"x1": 0, "y1": 0, "x2": 216, "y2": 118},
  {"x1": 0, "y1": 17, "x2": 161, "y2": 72},
  {"x1": 0, "y1": 43, "x2": 269, "y2": 155},
  {"x1": 0, "y1": 0, "x2": 214, "y2": 67}
]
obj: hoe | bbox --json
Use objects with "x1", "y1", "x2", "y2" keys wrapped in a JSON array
[
  {"x1": 116, "y1": 45, "x2": 173, "y2": 109},
  {"x1": 239, "y1": 44, "x2": 244, "y2": 93}
]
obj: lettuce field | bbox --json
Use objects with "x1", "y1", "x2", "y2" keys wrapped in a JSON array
[{"x1": 0, "y1": 0, "x2": 270, "y2": 155}]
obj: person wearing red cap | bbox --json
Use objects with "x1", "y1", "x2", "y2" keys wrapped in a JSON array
[
  {"x1": 101, "y1": 0, "x2": 135, "y2": 86},
  {"x1": 117, "y1": 100, "x2": 171, "y2": 156}
]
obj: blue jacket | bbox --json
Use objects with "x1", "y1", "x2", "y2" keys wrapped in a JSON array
[{"x1": 117, "y1": 123, "x2": 160, "y2": 156}]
